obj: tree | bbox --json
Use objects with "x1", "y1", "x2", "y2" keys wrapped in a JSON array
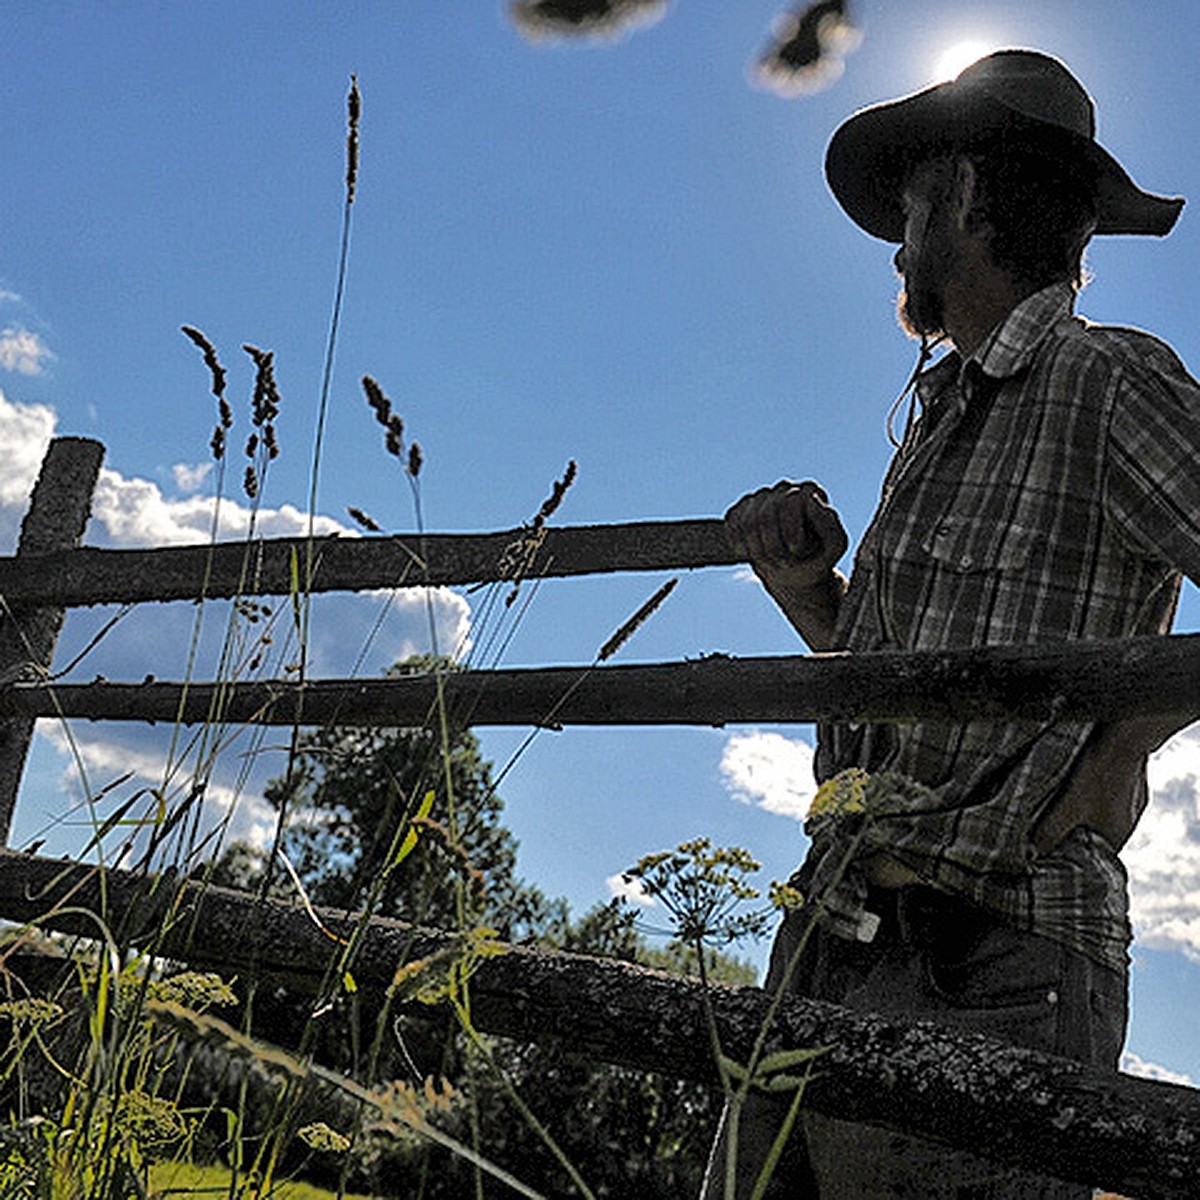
[{"x1": 254, "y1": 656, "x2": 562, "y2": 942}]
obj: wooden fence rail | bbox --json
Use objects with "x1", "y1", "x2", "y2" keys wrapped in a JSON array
[
  {"x1": 3, "y1": 633, "x2": 1198, "y2": 729},
  {"x1": 0, "y1": 518, "x2": 738, "y2": 608},
  {"x1": 2, "y1": 848, "x2": 1197, "y2": 1199}
]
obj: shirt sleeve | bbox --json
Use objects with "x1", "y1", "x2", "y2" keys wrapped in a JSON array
[{"x1": 1104, "y1": 335, "x2": 1200, "y2": 587}]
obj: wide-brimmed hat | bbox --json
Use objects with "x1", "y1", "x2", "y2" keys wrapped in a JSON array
[{"x1": 825, "y1": 49, "x2": 1184, "y2": 242}]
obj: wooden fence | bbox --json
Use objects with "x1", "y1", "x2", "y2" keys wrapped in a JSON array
[{"x1": 2, "y1": 435, "x2": 1199, "y2": 1196}]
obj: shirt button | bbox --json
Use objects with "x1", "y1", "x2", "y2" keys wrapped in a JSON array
[{"x1": 959, "y1": 555, "x2": 972, "y2": 568}]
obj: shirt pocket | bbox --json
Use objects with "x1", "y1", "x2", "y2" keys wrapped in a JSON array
[{"x1": 921, "y1": 514, "x2": 1037, "y2": 574}]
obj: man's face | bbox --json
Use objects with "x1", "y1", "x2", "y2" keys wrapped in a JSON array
[{"x1": 894, "y1": 162, "x2": 960, "y2": 341}]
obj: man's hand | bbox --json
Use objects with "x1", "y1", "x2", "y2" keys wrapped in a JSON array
[{"x1": 724, "y1": 480, "x2": 849, "y2": 651}]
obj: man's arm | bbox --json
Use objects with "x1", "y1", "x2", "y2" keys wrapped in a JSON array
[
  {"x1": 1033, "y1": 712, "x2": 1194, "y2": 854},
  {"x1": 723, "y1": 480, "x2": 849, "y2": 652}
]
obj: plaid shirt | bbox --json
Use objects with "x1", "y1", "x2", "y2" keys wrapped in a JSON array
[{"x1": 810, "y1": 283, "x2": 1200, "y2": 972}]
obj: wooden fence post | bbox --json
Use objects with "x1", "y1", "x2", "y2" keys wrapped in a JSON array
[{"x1": 0, "y1": 436, "x2": 105, "y2": 844}]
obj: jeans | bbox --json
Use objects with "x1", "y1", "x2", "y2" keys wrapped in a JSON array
[{"x1": 701, "y1": 885, "x2": 1127, "y2": 1199}]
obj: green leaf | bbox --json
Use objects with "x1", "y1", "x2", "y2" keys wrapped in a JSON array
[
  {"x1": 755, "y1": 1045, "x2": 831, "y2": 1076},
  {"x1": 718, "y1": 1053, "x2": 752, "y2": 1085},
  {"x1": 392, "y1": 789, "x2": 436, "y2": 868}
]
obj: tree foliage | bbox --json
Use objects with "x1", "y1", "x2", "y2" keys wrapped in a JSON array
[{"x1": 249, "y1": 656, "x2": 564, "y2": 942}]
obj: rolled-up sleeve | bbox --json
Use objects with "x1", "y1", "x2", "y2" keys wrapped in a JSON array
[{"x1": 1105, "y1": 339, "x2": 1200, "y2": 586}]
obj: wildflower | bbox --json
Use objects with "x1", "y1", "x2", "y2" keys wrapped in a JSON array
[
  {"x1": 769, "y1": 879, "x2": 805, "y2": 910},
  {"x1": 0, "y1": 998, "x2": 63, "y2": 1025},
  {"x1": 623, "y1": 837, "x2": 772, "y2": 947},
  {"x1": 407, "y1": 441, "x2": 423, "y2": 477},
  {"x1": 807, "y1": 766, "x2": 870, "y2": 820},
  {"x1": 147, "y1": 971, "x2": 238, "y2": 1010},
  {"x1": 116, "y1": 1089, "x2": 188, "y2": 1150},
  {"x1": 298, "y1": 1121, "x2": 352, "y2": 1153}
]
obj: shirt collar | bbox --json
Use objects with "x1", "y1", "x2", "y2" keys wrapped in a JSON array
[
  {"x1": 972, "y1": 281, "x2": 1076, "y2": 381},
  {"x1": 914, "y1": 282, "x2": 1077, "y2": 411}
]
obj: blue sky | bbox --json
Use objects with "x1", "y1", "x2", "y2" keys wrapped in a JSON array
[{"x1": 3, "y1": 1, "x2": 1200, "y2": 1090}]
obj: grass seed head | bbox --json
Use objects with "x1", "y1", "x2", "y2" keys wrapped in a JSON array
[
  {"x1": 362, "y1": 374, "x2": 391, "y2": 424},
  {"x1": 533, "y1": 458, "x2": 578, "y2": 529},
  {"x1": 346, "y1": 74, "x2": 361, "y2": 205},
  {"x1": 347, "y1": 505, "x2": 382, "y2": 532},
  {"x1": 242, "y1": 343, "x2": 281, "y2": 427},
  {"x1": 598, "y1": 576, "x2": 678, "y2": 661},
  {"x1": 181, "y1": 324, "x2": 228, "y2": 403}
]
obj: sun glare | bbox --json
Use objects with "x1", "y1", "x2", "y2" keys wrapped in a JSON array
[{"x1": 932, "y1": 39, "x2": 994, "y2": 83}]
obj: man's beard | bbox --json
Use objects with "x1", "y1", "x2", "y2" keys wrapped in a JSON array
[
  {"x1": 894, "y1": 225, "x2": 957, "y2": 342},
  {"x1": 896, "y1": 278, "x2": 945, "y2": 341}
]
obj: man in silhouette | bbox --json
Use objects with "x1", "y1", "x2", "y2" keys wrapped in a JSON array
[{"x1": 708, "y1": 49, "x2": 1197, "y2": 1198}]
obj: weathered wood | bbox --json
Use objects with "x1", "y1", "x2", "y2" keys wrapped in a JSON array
[
  {"x1": 0, "y1": 438, "x2": 104, "y2": 843},
  {"x1": 4, "y1": 633, "x2": 1198, "y2": 729},
  {"x1": 0, "y1": 849, "x2": 1196, "y2": 1198},
  {"x1": 0, "y1": 519, "x2": 738, "y2": 608}
]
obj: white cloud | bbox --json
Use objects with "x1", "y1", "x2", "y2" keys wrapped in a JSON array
[
  {"x1": 171, "y1": 461, "x2": 214, "y2": 493},
  {"x1": 0, "y1": 387, "x2": 56, "y2": 507},
  {"x1": 90, "y1": 468, "x2": 352, "y2": 548},
  {"x1": 1122, "y1": 1050, "x2": 1195, "y2": 1088},
  {"x1": 606, "y1": 871, "x2": 656, "y2": 908},
  {"x1": 1123, "y1": 721, "x2": 1200, "y2": 961},
  {"x1": 719, "y1": 730, "x2": 816, "y2": 821},
  {"x1": 0, "y1": 326, "x2": 54, "y2": 375},
  {"x1": 36, "y1": 720, "x2": 280, "y2": 858}
]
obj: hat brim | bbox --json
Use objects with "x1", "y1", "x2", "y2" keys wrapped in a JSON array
[{"x1": 825, "y1": 81, "x2": 1184, "y2": 242}]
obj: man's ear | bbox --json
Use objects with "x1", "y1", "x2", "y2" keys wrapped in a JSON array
[{"x1": 952, "y1": 157, "x2": 981, "y2": 232}]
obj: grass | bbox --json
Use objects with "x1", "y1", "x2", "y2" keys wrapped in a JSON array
[{"x1": 148, "y1": 1161, "x2": 374, "y2": 1199}]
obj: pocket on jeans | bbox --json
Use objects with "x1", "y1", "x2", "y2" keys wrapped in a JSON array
[{"x1": 922, "y1": 923, "x2": 1066, "y2": 1053}]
